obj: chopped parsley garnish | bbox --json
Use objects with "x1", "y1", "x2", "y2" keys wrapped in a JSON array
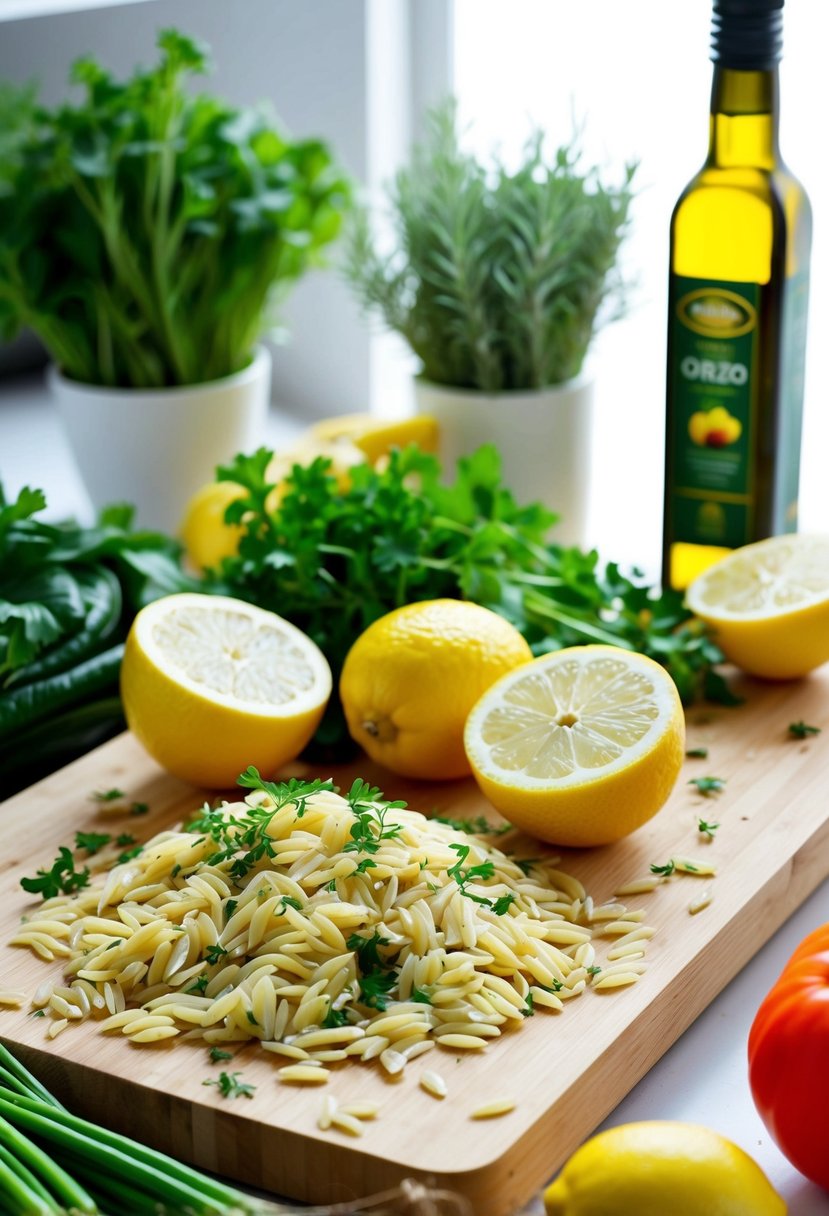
[
  {"x1": 29, "y1": 1009, "x2": 46, "y2": 1018},
  {"x1": 74, "y1": 831, "x2": 112, "y2": 855},
  {"x1": 347, "y1": 930, "x2": 399, "y2": 1011},
  {"x1": 522, "y1": 993, "x2": 534, "y2": 1017},
  {"x1": 204, "y1": 944, "x2": 229, "y2": 965},
  {"x1": 516, "y1": 858, "x2": 540, "y2": 876},
  {"x1": 789, "y1": 721, "x2": 821, "y2": 739},
  {"x1": 202, "y1": 1071, "x2": 255, "y2": 1099},
  {"x1": 491, "y1": 893, "x2": 517, "y2": 916},
  {"x1": 245, "y1": 1010, "x2": 259, "y2": 1026},
  {"x1": 21, "y1": 847, "x2": 91, "y2": 899},
  {"x1": 697, "y1": 819, "x2": 720, "y2": 841},
  {"x1": 277, "y1": 895, "x2": 302, "y2": 913},
  {"x1": 688, "y1": 776, "x2": 726, "y2": 796},
  {"x1": 224, "y1": 899, "x2": 238, "y2": 922},
  {"x1": 341, "y1": 778, "x2": 406, "y2": 859},
  {"x1": 186, "y1": 975, "x2": 209, "y2": 995},
  {"x1": 208, "y1": 1047, "x2": 233, "y2": 1064},
  {"x1": 117, "y1": 845, "x2": 143, "y2": 864},
  {"x1": 188, "y1": 769, "x2": 335, "y2": 880},
  {"x1": 115, "y1": 833, "x2": 137, "y2": 847},
  {"x1": 685, "y1": 747, "x2": 709, "y2": 759},
  {"x1": 410, "y1": 987, "x2": 432, "y2": 1005},
  {"x1": 586, "y1": 965, "x2": 602, "y2": 977},
  {"x1": 650, "y1": 860, "x2": 676, "y2": 878},
  {"x1": 130, "y1": 802, "x2": 150, "y2": 816},
  {"x1": 358, "y1": 968, "x2": 397, "y2": 1011},
  {"x1": 538, "y1": 979, "x2": 564, "y2": 994},
  {"x1": 91, "y1": 788, "x2": 124, "y2": 803},
  {"x1": 353, "y1": 858, "x2": 377, "y2": 874},
  {"x1": 322, "y1": 1007, "x2": 349, "y2": 1029},
  {"x1": 347, "y1": 931, "x2": 390, "y2": 972}
]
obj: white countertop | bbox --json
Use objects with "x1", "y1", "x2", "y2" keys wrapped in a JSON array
[{"x1": 2, "y1": 374, "x2": 828, "y2": 1214}]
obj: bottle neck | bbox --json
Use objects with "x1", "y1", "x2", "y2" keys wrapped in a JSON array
[{"x1": 707, "y1": 66, "x2": 779, "y2": 169}]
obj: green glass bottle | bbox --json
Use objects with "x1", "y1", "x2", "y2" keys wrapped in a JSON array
[{"x1": 662, "y1": 0, "x2": 811, "y2": 591}]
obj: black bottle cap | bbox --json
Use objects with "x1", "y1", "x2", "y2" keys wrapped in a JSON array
[{"x1": 711, "y1": 0, "x2": 784, "y2": 69}]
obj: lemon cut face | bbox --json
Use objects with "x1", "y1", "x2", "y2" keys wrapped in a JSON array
[
  {"x1": 686, "y1": 534, "x2": 829, "y2": 679},
  {"x1": 145, "y1": 598, "x2": 324, "y2": 712},
  {"x1": 688, "y1": 534, "x2": 829, "y2": 617},
  {"x1": 122, "y1": 593, "x2": 331, "y2": 789},
  {"x1": 465, "y1": 646, "x2": 685, "y2": 847}
]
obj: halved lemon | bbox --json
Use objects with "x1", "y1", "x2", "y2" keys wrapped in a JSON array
[
  {"x1": 464, "y1": 646, "x2": 685, "y2": 847},
  {"x1": 686, "y1": 534, "x2": 829, "y2": 679},
  {"x1": 121, "y1": 594, "x2": 331, "y2": 788}
]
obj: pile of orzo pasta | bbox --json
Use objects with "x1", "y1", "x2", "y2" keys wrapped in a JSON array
[{"x1": 11, "y1": 772, "x2": 654, "y2": 1079}]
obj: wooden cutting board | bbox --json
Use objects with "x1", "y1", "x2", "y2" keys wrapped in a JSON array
[{"x1": 1, "y1": 670, "x2": 828, "y2": 1216}]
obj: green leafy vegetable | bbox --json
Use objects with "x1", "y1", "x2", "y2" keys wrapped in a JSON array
[
  {"x1": 0, "y1": 1039, "x2": 258, "y2": 1212},
  {"x1": 20, "y1": 848, "x2": 90, "y2": 899},
  {"x1": 209, "y1": 444, "x2": 728, "y2": 757},
  {"x1": 0, "y1": 31, "x2": 349, "y2": 388},
  {"x1": 0, "y1": 483, "x2": 190, "y2": 796},
  {"x1": 689, "y1": 776, "x2": 726, "y2": 797},
  {"x1": 789, "y1": 721, "x2": 821, "y2": 739}
]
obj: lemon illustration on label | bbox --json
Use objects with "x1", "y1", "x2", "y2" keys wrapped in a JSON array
[{"x1": 688, "y1": 404, "x2": 742, "y2": 448}]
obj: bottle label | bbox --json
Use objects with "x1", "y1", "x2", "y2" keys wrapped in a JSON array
[{"x1": 668, "y1": 276, "x2": 760, "y2": 548}]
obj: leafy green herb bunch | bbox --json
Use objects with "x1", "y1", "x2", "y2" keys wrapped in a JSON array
[
  {"x1": 0, "y1": 29, "x2": 350, "y2": 388},
  {"x1": 345, "y1": 101, "x2": 636, "y2": 392},
  {"x1": 209, "y1": 443, "x2": 729, "y2": 757}
]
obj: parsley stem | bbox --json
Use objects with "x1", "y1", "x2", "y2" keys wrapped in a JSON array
[{"x1": 524, "y1": 593, "x2": 634, "y2": 649}]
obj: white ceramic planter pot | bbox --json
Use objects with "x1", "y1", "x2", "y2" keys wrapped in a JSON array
[
  {"x1": 414, "y1": 373, "x2": 594, "y2": 547},
  {"x1": 51, "y1": 346, "x2": 272, "y2": 533}
]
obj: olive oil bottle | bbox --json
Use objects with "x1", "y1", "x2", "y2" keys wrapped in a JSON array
[{"x1": 662, "y1": 0, "x2": 811, "y2": 590}]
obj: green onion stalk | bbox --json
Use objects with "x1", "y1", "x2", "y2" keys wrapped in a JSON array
[{"x1": 0, "y1": 1042, "x2": 267, "y2": 1214}]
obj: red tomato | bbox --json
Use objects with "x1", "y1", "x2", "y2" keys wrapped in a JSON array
[{"x1": 748, "y1": 929, "x2": 829, "y2": 1191}]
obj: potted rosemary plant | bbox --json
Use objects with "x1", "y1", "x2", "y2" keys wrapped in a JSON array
[
  {"x1": 0, "y1": 30, "x2": 349, "y2": 530},
  {"x1": 346, "y1": 103, "x2": 635, "y2": 544}
]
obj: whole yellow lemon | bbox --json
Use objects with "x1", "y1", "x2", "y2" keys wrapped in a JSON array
[
  {"x1": 544, "y1": 1122, "x2": 786, "y2": 1216},
  {"x1": 339, "y1": 599, "x2": 532, "y2": 780}
]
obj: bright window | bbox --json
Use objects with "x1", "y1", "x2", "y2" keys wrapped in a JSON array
[{"x1": 454, "y1": 0, "x2": 827, "y2": 576}]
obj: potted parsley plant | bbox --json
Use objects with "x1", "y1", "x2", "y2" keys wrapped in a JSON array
[
  {"x1": 346, "y1": 102, "x2": 635, "y2": 545},
  {"x1": 0, "y1": 30, "x2": 349, "y2": 531}
]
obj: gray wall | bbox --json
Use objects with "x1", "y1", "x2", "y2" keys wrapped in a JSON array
[{"x1": 0, "y1": 0, "x2": 373, "y2": 417}]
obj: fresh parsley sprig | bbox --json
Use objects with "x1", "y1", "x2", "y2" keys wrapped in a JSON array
[
  {"x1": 342, "y1": 779, "x2": 406, "y2": 859},
  {"x1": 689, "y1": 776, "x2": 726, "y2": 797},
  {"x1": 21, "y1": 847, "x2": 90, "y2": 899},
  {"x1": 208, "y1": 445, "x2": 732, "y2": 757},
  {"x1": 202, "y1": 1071, "x2": 255, "y2": 1100},
  {"x1": 187, "y1": 768, "x2": 335, "y2": 881},
  {"x1": 789, "y1": 721, "x2": 821, "y2": 739}
]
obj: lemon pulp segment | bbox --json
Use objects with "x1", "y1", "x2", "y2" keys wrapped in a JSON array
[
  {"x1": 472, "y1": 654, "x2": 671, "y2": 787},
  {"x1": 688, "y1": 533, "x2": 829, "y2": 617},
  {"x1": 148, "y1": 601, "x2": 319, "y2": 710}
]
